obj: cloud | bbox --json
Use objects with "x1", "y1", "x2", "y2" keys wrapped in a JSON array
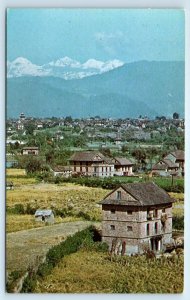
[{"x1": 94, "y1": 31, "x2": 124, "y2": 55}]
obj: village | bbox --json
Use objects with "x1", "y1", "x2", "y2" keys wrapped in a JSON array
[{"x1": 6, "y1": 112, "x2": 184, "y2": 293}]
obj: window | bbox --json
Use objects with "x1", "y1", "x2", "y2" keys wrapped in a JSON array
[
  {"x1": 127, "y1": 226, "x2": 133, "y2": 232},
  {"x1": 162, "y1": 208, "x2": 166, "y2": 213},
  {"x1": 111, "y1": 209, "x2": 115, "y2": 214},
  {"x1": 110, "y1": 225, "x2": 115, "y2": 230},
  {"x1": 155, "y1": 222, "x2": 158, "y2": 234},
  {"x1": 127, "y1": 210, "x2": 132, "y2": 215},
  {"x1": 154, "y1": 209, "x2": 158, "y2": 218},
  {"x1": 117, "y1": 191, "x2": 121, "y2": 200},
  {"x1": 147, "y1": 224, "x2": 150, "y2": 236}
]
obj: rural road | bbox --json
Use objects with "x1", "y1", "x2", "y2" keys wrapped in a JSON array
[{"x1": 6, "y1": 221, "x2": 98, "y2": 273}]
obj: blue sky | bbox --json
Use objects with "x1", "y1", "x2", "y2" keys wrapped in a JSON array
[{"x1": 7, "y1": 9, "x2": 185, "y2": 64}]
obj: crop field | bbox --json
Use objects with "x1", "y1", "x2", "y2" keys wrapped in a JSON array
[
  {"x1": 6, "y1": 172, "x2": 184, "y2": 233},
  {"x1": 34, "y1": 249, "x2": 184, "y2": 293},
  {"x1": 6, "y1": 183, "x2": 108, "y2": 212},
  {"x1": 6, "y1": 169, "x2": 26, "y2": 176},
  {"x1": 6, "y1": 177, "x2": 108, "y2": 232},
  {"x1": 6, "y1": 214, "x2": 83, "y2": 233}
]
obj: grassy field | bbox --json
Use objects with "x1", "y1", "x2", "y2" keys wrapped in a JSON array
[
  {"x1": 6, "y1": 177, "x2": 108, "y2": 232},
  {"x1": 6, "y1": 169, "x2": 26, "y2": 176},
  {"x1": 34, "y1": 249, "x2": 183, "y2": 293},
  {"x1": 6, "y1": 214, "x2": 83, "y2": 233},
  {"x1": 7, "y1": 183, "x2": 107, "y2": 212},
  {"x1": 6, "y1": 170, "x2": 184, "y2": 232}
]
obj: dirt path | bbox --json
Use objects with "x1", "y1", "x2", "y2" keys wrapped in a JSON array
[{"x1": 6, "y1": 221, "x2": 97, "y2": 273}]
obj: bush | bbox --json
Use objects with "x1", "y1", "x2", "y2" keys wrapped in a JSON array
[
  {"x1": 6, "y1": 270, "x2": 24, "y2": 292},
  {"x1": 8, "y1": 204, "x2": 25, "y2": 215},
  {"x1": 21, "y1": 226, "x2": 98, "y2": 292},
  {"x1": 173, "y1": 216, "x2": 184, "y2": 230}
]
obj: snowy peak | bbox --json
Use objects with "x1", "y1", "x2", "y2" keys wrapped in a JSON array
[
  {"x1": 7, "y1": 57, "x2": 50, "y2": 78},
  {"x1": 7, "y1": 56, "x2": 124, "y2": 80}
]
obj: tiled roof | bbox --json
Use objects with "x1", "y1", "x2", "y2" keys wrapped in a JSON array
[
  {"x1": 34, "y1": 209, "x2": 53, "y2": 216},
  {"x1": 51, "y1": 165, "x2": 72, "y2": 172},
  {"x1": 69, "y1": 151, "x2": 105, "y2": 162},
  {"x1": 170, "y1": 150, "x2": 184, "y2": 161},
  {"x1": 114, "y1": 157, "x2": 134, "y2": 166},
  {"x1": 100, "y1": 182, "x2": 174, "y2": 206},
  {"x1": 22, "y1": 147, "x2": 39, "y2": 150}
]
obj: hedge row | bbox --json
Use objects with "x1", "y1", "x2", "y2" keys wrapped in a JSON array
[
  {"x1": 20, "y1": 226, "x2": 108, "y2": 293},
  {"x1": 37, "y1": 174, "x2": 184, "y2": 193}
]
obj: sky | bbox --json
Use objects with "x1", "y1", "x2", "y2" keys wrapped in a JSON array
[{"x1": 7, "y1": 9, "x2": 185, "y2": 64}]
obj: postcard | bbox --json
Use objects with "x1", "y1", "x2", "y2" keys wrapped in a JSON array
[{"x1": 6, "y1": 8, "x2": 184, "y2": 293}]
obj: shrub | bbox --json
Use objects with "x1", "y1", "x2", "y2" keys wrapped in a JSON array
[
  {"x1": 21, "y1": 226, "x2": 97, "y2": 292},
  {"x1": 173, "y1": 216, "x2": 184, "y2": 230},
  {"x1": 10, "y1": 204, "x2": 25, "y2": 215}
]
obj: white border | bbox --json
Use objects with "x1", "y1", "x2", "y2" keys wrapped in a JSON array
[{"x1": 1, "y1": 1, "x2": 190, "y2": 300}]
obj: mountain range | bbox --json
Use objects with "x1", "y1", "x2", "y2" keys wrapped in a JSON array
[
  {"x1": 7, "y1": 57, "x2": 124, "y2": 80},
  {"x1": 7, "y1": 60, "x2": 184, "y2": 119}
]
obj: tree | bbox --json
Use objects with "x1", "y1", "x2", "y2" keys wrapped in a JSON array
[
  {"x1": 65, "y1": 116, "x2": 73, "y2": 123},
  {"x1": 132, "y1": 149, "x2": 147, "y2": 171},
  {"x1": 25, "y1": 122, "x2": 36, "y2": 135},
  {"x1": 173, "y1": 112, "x2": 179, "y2": 120},
  {"x1": 25, "y1": 157, "x2": 42, "y2": 174}
]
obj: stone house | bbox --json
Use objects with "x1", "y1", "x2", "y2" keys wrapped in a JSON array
[
  {"x1": 152, "y1": 159, "x2": 178, "y2": 177},
  {"x1": 113, "y1": 157, "x2": 134, "y2": 176},
  {"x1": 164, "y1": 150, "x2": 184, "y2": 175},
  {"x1": 22, "y1": 147, "x2": 39, "y2": 155},
  {"x1": 100, "y1": 182, "x2": 174, "y2": 255},
  {"x1": 69, "y1": 151, "x2": 114, "y2": 177},
  {"x1": 152, "y1": 150, "x2": 184, "y2": 177}
]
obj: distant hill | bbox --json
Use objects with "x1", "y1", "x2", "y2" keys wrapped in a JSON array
[{"x1": 7, "y1": 60, "x2": 184, "y2": 118}]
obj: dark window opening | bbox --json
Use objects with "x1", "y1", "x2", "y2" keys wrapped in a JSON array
[
  {"x1": 117, "y1": 191, "x2": 121, "y2": 200},
  {"x1": 155, "y1": 222, "x2": 158, "y2": 234},
  {"x1": 127, "y1": 226, "x2": 133, "y2": 232},
  {"x1": 147, "y1": 223, "x2": 150, "y2": 236},
  {"x1": 110, "y1": 225, "x2": 115, "y2": 230},
  {"x1": 111, "y1": 209, "x2": 115, "y2": 214},
  {"x1": 127, "y1": 210, "x2": 132, "y2": 215}
]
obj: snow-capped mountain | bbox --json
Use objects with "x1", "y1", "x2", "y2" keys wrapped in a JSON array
[{"x1": 7, "y1": 56, "x2": 124, "y2": 80}]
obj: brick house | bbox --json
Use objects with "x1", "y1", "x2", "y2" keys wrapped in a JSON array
[
  {"x1": 164, "y1": 150, "x2": 184, "y2": 175},
  {"x1": 69, "y1": 151, "x2": 114, "y2": 177},
  {"x1": 100, "y1": 182, "x2": 174, "y2": 255},
  {"x1": 22, "y1": 147, "x2": 39, "y2": 155},
  {"x1": 113, "y1": 157, "x2": 134, "y2": 176},
  {"x1": 152, "y1": 159, "x2": 178, "y2": 177},
  {"x1": 152, "y1": 150, "x2": 184, "y2": 177}
]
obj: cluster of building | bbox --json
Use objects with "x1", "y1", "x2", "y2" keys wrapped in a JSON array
[
  {"x1": 152, "y1": 150, "x2": 184, "y2": 177},
  {"x1": 19, "y1": 146, "x2": 185, "y2": 179}
]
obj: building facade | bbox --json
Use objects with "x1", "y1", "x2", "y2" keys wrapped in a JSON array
[
  {"x1": 113, "y1": 157, "x2": 134, "y2": 176},
  {"x1": 100, "y1": 182, "x2": 174, "y2": 255},
  {"x1": 22, "y1": 147, "x2": 39, "y2": 155},
  {"x1": 69, "y1": 151, "x2": 115, "y2": 177}
]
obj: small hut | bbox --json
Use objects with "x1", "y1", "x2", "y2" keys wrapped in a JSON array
[
  {"x1": 6, "y1": 181, "x2": 14, "y2": 190},
  {"x1": 34, "y1": 209, "x2": 54, "y2": 224}
]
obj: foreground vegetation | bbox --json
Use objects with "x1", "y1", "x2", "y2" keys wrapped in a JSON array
[
  {"x1": 7, "y1": 226, "x2": 183, "y2": 293},
  {"x1": 34, "y1": 249, "x2": 183, "y2": 293}
]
